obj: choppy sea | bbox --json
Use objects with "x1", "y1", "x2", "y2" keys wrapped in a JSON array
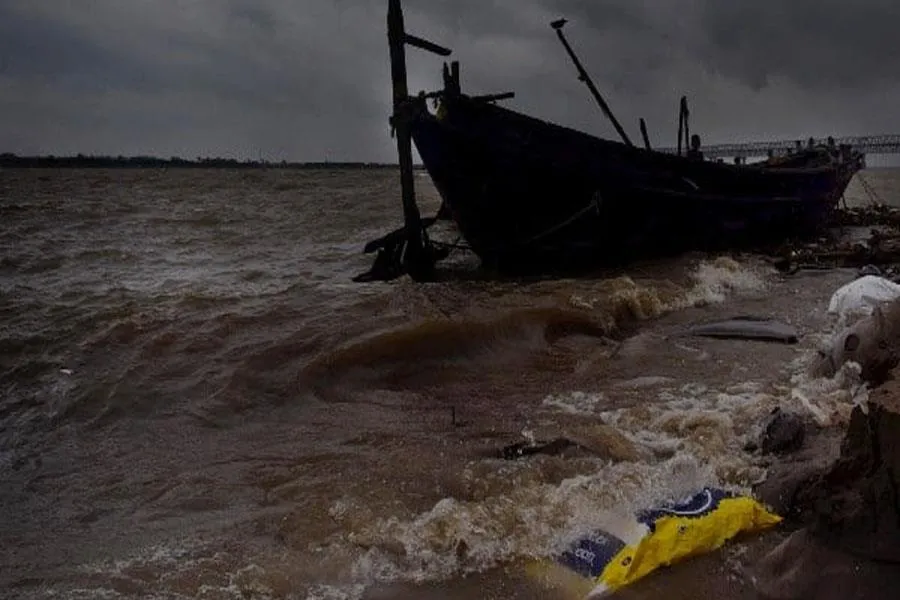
[{"x1": 2, "y1": 167, "x2": 898, "y2": 599}]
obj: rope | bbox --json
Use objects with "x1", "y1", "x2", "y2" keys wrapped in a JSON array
[
  {"x1": 519, "y1": 194, "x2": 603, "y2": 247},
  {"x1": 856, "y1": 172, "x2": 883, "y2": 206}
]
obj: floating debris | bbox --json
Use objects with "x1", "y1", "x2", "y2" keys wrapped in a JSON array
[{"x1": 686, "y1": 316, "x2": 799, "y2": 344}]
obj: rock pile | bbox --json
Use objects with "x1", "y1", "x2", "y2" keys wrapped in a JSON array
[{"x1": 752, "y1": 376, "x2": 900, "y2": 599}]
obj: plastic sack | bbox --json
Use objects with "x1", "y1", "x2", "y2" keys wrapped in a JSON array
[
  {"x1": 527, "y1": 487, "x2": 782, "y2": 598},
  {"x1": 827, "y1": 275, "x2": 900, "y2": 323}
]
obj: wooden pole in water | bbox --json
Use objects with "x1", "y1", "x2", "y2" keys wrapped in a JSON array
[
  {"x1": 387, "y1": 0, "x2": 429, "y2": 280},
  {"x1": 550, "y1": 19, "x2": 633, "y2": 147}
]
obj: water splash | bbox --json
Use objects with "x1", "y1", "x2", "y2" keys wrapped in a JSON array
[
  {"x1": 679, "y1": 256, "x2": 771, "y2": 308},
  {"x1": 569, "y1": 256, "x2": 772, "y2": 329},
  {"x1": 341, "y1": 453, "x2": 717, "y2": 585}
]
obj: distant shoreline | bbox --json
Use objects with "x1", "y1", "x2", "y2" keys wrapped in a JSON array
[
  {"x1": 1, "y1": 153, "x2": 893, "y2": 171},
  {"x1": 0, "y1": 154, "x2": 417, "y2": 170}
]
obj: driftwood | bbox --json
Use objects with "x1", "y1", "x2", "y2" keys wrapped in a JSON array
[
  {"x1": 773, "y1": 239, "x2": 900, "y2": 272},
  {"x1": 829, "y1": 204, "x2": 900, "y2": 229},
  {"x1": 766, "y1": 206, "x2": 900, "y2": 274}
]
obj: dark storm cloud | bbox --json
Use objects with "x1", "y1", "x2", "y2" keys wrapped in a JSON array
[
  {"x1": 0, "y1": 7, "x2": 127, "y2": 84},
  {"x1": 536, "y1": 0, "x2": 900, "y2": 91},
  {"x1": 1, "y1": 0, "x2": 899, "y2": 161},
  {"x1": 0, "y1": 0, "x2": 392, "y2": 159},
  {"x1": 420, "y1": 0, "x2": 900, "y2": 144},
  {"x1": 696, "y1": 0, "x2": 900, "y2": 90}
]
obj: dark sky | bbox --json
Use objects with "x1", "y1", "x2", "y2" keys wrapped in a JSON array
[{"x1": 2, "y1": 0, "x2": 899, "y2": 161}]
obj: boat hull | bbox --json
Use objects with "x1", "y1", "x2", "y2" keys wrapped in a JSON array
[{"x1": 411, "y1": 96, "x2": 861, "y2": 272}]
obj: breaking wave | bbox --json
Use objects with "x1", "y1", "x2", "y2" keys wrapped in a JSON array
[
  {"x1": 324, "y1": 361, "x2": 864, "y2": 592},
  {"x1": 307, "y1": 257, "x2": 772, "y2": 390}
]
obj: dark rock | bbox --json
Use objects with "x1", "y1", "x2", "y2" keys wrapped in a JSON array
[
  {"x1": 761, "y1": 408, "x2": 806, "y2": 455},
  {"x1": 858, "y1": 264, "x2": 883, "y2": 278},
  {"x1": 800, "y1": 396, "x2": 900, "y2": 562},
  {"x1": 753, "y1": 391, "x2": 900, "y2": 599},
  {"x1": 755, "y1": 462, "x2": 830, "y2": 519},
  {"x1": 754, "y1": 424, "x2": 841, "y2": 520}
]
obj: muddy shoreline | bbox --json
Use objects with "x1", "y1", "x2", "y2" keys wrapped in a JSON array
[{"x1": 360, "y1": 255, "x2": 900, "y2": 599}]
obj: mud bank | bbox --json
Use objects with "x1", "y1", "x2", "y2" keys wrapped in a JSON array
[{"x1": 753, "y1": 378, "x2": 900, "y2": 600}]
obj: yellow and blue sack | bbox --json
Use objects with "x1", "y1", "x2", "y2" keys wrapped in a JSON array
[{"x1": 528, "y1": 487, "x2": 782, "y2": 598}]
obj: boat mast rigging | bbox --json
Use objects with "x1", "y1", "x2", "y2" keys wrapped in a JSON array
[{"x1": 550, "y1": 18, "x2": 634, "y2": 147}]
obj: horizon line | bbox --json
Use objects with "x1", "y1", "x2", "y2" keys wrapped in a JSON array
[{"x1": 0, "y1": 153, "x2": 416, "y2": 168}]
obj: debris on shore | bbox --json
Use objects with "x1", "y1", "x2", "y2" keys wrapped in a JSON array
[
  {"x1": 748, "y1": 245, "x2": 900, "y2": 597},
  {"x1": 752, "y1": 385, "x2": 900, "y2": 599},
  {"x1": 767, "y1": 204, "x2": 900, "y2": 275},
  {"x1": 685, "y1": 316, "x2": 799, "y2": 343}
]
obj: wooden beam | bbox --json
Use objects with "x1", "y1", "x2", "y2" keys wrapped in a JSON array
[
  {"x1": 639, "y1": 118, "x2": 652, "y2": 150},
  {"x1": 387, "y1": 0, "x2": 431, "y2": 280}
]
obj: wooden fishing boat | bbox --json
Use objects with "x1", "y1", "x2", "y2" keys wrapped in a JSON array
[{"x1": 354, "y1": 0, "x2": 865, "y2": 282}]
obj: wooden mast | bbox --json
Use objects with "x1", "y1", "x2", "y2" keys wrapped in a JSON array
[
  {"x1": 639, "y1": 118, "x2": 652, "y2": 150},
  {"x1": 677, "y1": 96, "x2": 690, "y2": 156},
  {"x1": 386, "y1": 0, "x2": 451, "y2": 281},
  {"x1": 550, "y1": 18, "x2": 633, "y2": 147},
  {"x1": 386, "y1": 0, "x2": 427, "y2": 280}
]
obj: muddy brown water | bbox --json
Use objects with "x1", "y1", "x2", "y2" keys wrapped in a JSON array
[{"x1": 1, "y1": 167, "x2": 898, "y2": 599}]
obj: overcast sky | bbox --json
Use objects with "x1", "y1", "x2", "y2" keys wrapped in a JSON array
[{"x1": 2, "y1": 0, "x2": 900, "y2": 162}]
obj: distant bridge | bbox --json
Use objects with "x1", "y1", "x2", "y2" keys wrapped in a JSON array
[{"x1": 660, "y1": 134, "x2": 900, "y2": 158}]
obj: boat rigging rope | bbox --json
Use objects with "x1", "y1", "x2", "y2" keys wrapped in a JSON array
[
  {"x1": 856, "y1": 171, "x2": 883, "y2": 206},
  {"x1": 519, "y1": 191, "x2": 604, "y2": 247}
]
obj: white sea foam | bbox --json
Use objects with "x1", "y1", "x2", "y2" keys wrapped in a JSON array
[
  {"x1": 304, "y1": 584, "x2": 367, "y2": 600},
  {"x1": 70, "y1": 541, "x2": 320, "y2": 600},
  {"x1": 345, "y1": 452, "x2": 718, "y2": 585},
  {"x1": 568, "y1": 256, "x2": 771, "y2": 327},
  {"x1": 541, "y1": 390, "x2": 606, "y2": 415},
  {"x1": 551, "y1": 349, "x2": 865, "y2": 474},
  {"x1": 678, "y1": 256, "x2": 771, "y2": 308}
]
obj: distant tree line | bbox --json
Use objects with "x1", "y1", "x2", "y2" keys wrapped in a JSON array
[{"x1": 0, "y1": 153, "x2": 404, "y2": 169}]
